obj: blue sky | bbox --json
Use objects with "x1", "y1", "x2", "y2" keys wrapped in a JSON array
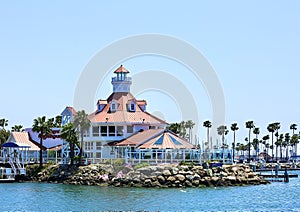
[{"x1": 1, "y1": 1, "x2": 300, "y2": 144}]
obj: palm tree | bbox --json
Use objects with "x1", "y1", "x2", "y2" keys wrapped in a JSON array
[
  {"x1": 0, "y1": 118, "x2": 8, "y2": 130},
  {"x1": 262, "y1": 135, "x2": 270, "y2": 161},
  {"x1": 267, "y1": 123, "x2": 276, "y2": 161},
  {"x1": 203, "y1": 120, "x2": 212, "y2": 152},
  {"x1": 54, "y1": 115, "x2": 62, "y2": 127},
  {"x1": 217, "y1": 125, "x2": 229, "y2": 163},
  {"x1": 284, "y1": 133, "x2": 290, "y2": 160},
  {"x1": 168, "y1": 123, "x2": 181, "y2": 134},
  {"x1": 11, "y1": 125, "x2": 24, "y2": 132},
  {"x1": 253, "y1": 127, "x2": 260, "y2": 157},
  {"x1": 273, "y1": 122, "x2": 280, "y2": 160},
  {"x1": 275, "y1": 134, "x2": 283, "y2": 160},
  {"x1": 32, "y1": 116, "x2": 53, "y2": 168},
  {"x1": 245, "y1": 121, "x2": 255, "y2": 161},
  {"x1": 290, "y1": 124, "x2": 298, "y2": 155},
  {"x1": 252, "y1": 138, "x2": 260, "y2": 158},
  {"x1": 230, "y1": 123, "x2": 239, "y2": 162},
  {"x1": 290, "y1": 134, "x2": 299, "y2": 158},
  {"x1": 185, "y1": 120, "x2": 195, "y2": 143},
  {"x1": 290, "y1": 123, "x2": 297, "y2": 135},
  {"x1": 73, "y1": 110, "x2": 91, "y2": 164},
  {"x1": 61, "y1": 123, "x2": 79, "y2": 165}
]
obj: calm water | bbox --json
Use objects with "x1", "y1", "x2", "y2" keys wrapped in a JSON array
[{"x1": 1, "y1": 171, "x2": 300, "y2": 211}]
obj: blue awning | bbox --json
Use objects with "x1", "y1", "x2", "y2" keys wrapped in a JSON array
[{"x1": 2, "y1": 142, "x2": 19, "y2": 148}]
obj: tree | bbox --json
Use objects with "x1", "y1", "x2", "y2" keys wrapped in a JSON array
[
  {"x1": 11, "y1": 125, "x2": 24, "y2": 132},
  {"x1": 0, "y1": 118, "x2": 8, "y2": 130},
  {"x1": 245, "y1": 121, "x2": 255, "y2": 161},
  {"x1": 276, "y1": 134, "x2": 284, "y2": 160},
  {"x1": 32, "y1": 116, "x2": 53, "y2": 168},
  {"x1": 217, "y1": 125, "x2": 229, "y2": 163},
  {"x1": 54, "y1": 115, "x2": 62, "y2": 127},
  {"x1": 61, "y1": 123, "x2": 79, "y2": 165},
  {"x1": 290, "y1": 123, "x2": 297, "y2": 135},
  {"x1": 267, "y1": 123, "x2": 276, "y2": 161},
  {"x1": 230, "y1": 123, "x2": 239, "y2": 162},
  {"x1": 0, "y1": 129, "x2": 10, "y2": 145},
  {"x1": 73, "y1": 110, "x2": 91, "y2": 164},
  {"x1": 273, "y1": 122, "x2": 280, "y2": 159},
  {"x1": 203, "y1": 120, "x2": 212, "y2": 150},
  {"x1": 262, "y1": 135, "x2": 270, "y2": 161},
  {"x1": 168, "y1": 123, "x2": 181, "y2": 134},
  {"x1": 253, "y1": 127, "x2": 260, "y2": 156},
  {"x1": 290, "y1": 134, "x2": 299, "y2": 157},
  {"x1": 185, "y1": 120, "x2": 195, "y2": 143},
  {"x1": 252, "y1": 138, "x2": 260, "y2": 158},
  {"x1": 290, "y1": 123, "x2": 298, "y2": 155},
  {"x1": 283, "y1": 133, "x2": 290, "y2": 160}
]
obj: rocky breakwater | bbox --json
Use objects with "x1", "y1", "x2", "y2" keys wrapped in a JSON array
[{"x1": 27, "y1": 163, "x2": 269, "y2": 188}]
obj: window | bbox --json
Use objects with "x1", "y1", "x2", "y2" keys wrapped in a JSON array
[
  {"x1": 92, "y1": 126, "x2": 100, "y2": 137},
  {"x1": 149, "y1": 126, "x2": 156, "y2": 129},
  {"x1": 110, "y1": 100, "x2": 118, "y2": 112},
  {"x1": 83, "y1": 130, "x2": 90, "y2": 137},
  {"x1": 130, "y1": 103, "x2": 135, "y2": 111},
  {"x1": 117, "y1": 126, "x2": 124, "y2": 136},
  {"x1": 101, "y1": 126, "x2": 107, "y2": 136},
  {"x1": 127, "y1": 126, "x2": 133, "y2": 133},
  {"x1": 95, "y1": 152, "x2": 102, "y2": 158},
  {"x1": 85, "y1": 141, "x2": 94, "y2": 151},
  {"x1": 109, "y1": 126, "x2": 116, "y2": 136},
  {"x1": 96, "y1": 142, "x2": 102, "y2": 150}
]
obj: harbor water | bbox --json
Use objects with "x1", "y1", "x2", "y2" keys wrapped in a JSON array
[{"x1": 1, "y1": 171, "x2": 300, "y2": 211}]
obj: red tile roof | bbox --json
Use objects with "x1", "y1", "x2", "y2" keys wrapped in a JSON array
[
  {"x1": 114, "y1": 65, "x2": 130, "y2": 73},
  {"x1": 67, "y1": 106, "x2": 77, "y2": 115},
  {"x1": 137, "y1": 100, "x2": 147, "y2": 106},
  {"x1": 114, "y1": 129, "x2": 164, "y2": 146},
  {"x1": 89, "y1": 92, "x2": 167, "y2": 125},
  {"x1": 112, "y1": 129, "x2": 196, "y2": 149},
  {"x1": 11, "y1": 132, "x2": 40, "y2": 151}
]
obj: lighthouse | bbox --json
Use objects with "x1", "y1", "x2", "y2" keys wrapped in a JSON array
[{"x1": 111, "y1": 65, "x2": 132, "y2": 93}]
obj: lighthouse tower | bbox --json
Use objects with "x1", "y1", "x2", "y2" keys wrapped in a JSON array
[{"x1": 111, "y1": 65, "x2": 132, "y2": 93}]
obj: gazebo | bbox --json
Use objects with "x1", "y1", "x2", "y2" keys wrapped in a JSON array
[{"x1": 111, "y1": 129, "x2": 201, "y2": 164}]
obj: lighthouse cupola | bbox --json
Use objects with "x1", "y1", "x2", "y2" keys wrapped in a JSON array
[{"x1": 111, "y1": 65, "x2": 132, "y2": 93}]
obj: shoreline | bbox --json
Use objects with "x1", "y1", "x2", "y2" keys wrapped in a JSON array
[{"x1": 25, "y1": 162, "x2": 270, "y2": 188}]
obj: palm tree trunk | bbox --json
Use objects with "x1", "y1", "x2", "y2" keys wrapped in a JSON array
[
  {"x1": 271, "y1": 133, "x2": 274, "y2": 161},
  {"x1": 233, "y1": 131, "x2": 236, "y2": 162},
  {"x1": 39, "y1": 135, "x2": 43, "y2": 168},
  {"x1": 248, "y1": 130, "x2": 251, "y2": 161},
  {"x1": 79, "y1": 132, "x2": 84, "y2": 164}
]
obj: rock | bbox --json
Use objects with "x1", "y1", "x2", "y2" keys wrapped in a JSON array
[
  {"x1": 185, "y1": 180, "x2": 193, "y2": 187},
  {"x1": 192, "y1": 180, "x2": 200, "y2": 186},
  {"x1": 170, "y1": 167, "x2": 179, "y2": 175},
  {"x1": 206, "y1": 169, "x2": 213, "y2": 177},
  {"x1": 157, "y1": 175, "x2": 165, "y2": 184},
  {"x1": 186, "y1": 175, "x2": 194, "y2": 182},
  {"x1": 163, "y1": 170, "x2": 172, "y2": 176},
  {"x1": 138, "y1": 167, "x2": 151, "y2": 176},
  {"x1": 167, "y1": 176, "x2": 176, "y2": 182},
  {"x1": 176, "y1": 174, "x2": 186, "y2": 182},
  {"x1": 193, "y1": 174, "x2": 201, "y2": 180}
]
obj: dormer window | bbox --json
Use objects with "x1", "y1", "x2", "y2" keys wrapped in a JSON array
[
  {"x1": 110, "y1": 100, "x2": 118, "y2": 112},
  {"x1": 130, "y1": 103, "x2": 135, "y2": 111},
  {"x1": 128, "y1": 100, "x2": 136, "y2": 112}
]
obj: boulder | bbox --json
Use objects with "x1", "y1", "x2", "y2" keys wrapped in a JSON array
[{"x1": 176, "y1": 174, "x2": 186, "y2": 182}]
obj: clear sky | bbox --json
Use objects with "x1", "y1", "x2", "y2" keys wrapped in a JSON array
[{"x1": 1, "y1": 1, "x2": 300, "y2": 144}]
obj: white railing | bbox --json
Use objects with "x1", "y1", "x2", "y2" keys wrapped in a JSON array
[{"x1": 8, "y1": 157, "x2": 17, "y2": 175}]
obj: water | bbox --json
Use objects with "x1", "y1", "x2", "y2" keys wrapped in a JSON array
[{"x1": 1, "y1": 172, "x2": 300, "y2": 211}]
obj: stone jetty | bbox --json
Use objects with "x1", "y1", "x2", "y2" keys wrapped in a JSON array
[{"x1": 26, "y1": 162, "x2": 270, "y2": 188}]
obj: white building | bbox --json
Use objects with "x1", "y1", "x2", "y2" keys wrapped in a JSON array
[{"x1": 61, "y1": 65, "x2": 168, "y2": 161}]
